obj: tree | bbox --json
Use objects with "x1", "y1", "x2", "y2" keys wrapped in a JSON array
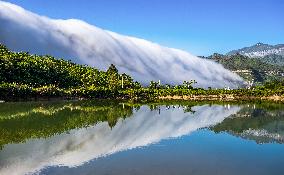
[
  {"x1": 107, "y1": 64, "x2": 118, "y2": 75},
  {"x1": 149, "y1": 81, "x2": 159, "y2": 89},
  {"x1": 182, "y1": 80, "x2": 197, "y2": 89}
]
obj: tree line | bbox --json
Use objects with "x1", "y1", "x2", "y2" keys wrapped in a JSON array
[{"x1": 0, "y1": 44, "x2": 283, "y2": 101}]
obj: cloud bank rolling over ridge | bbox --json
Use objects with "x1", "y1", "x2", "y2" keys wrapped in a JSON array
[{"x1": 0, "y1": 1, "x2": 243, "y2": 88}]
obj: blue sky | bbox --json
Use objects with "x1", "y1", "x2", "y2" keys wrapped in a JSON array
[{"x1": 3, "y1": 0, "x2": 284, "y2": 56}]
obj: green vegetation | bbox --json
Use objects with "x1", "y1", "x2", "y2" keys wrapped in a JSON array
[
  {"x1": 0, "y1": 100, "x2": 134, "y2": 149},
  {"x1": 211, "y1": 103, "x2": 284, "y2": 144},
  {"x1": 0, "y1": 44, "x2": 142, "y2": 100},
  {"x1": 226, "y1": 43, "x2": 284, "y2": 66},
  {"x1": 208, "y1": 53, "x2": 284, "y2": 83},
  {"x1": 262, "y1": 54, "x2": 284, "y2": 66},
  {"x1": 0, "y1": 44, "x2": 138, "y2": 89},
  {"x1": 0, "y1": 44, "x2": 283, "y2": 101}
]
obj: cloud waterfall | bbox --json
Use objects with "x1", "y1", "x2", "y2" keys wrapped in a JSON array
[{"x1": 0, "y1": 1, "x2": 243, "y2": 88}]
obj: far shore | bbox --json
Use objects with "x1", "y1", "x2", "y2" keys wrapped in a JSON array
[
  {"x1": 159, "y1": 95, "x2": 284, "y2": 102},
  {"x1": 1, "y1": 94, "x2": 284, "y2": 103}
]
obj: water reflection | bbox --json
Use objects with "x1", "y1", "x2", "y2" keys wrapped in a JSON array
[
  {"x1": 212, "y1": 103, "x2": 284, "y2": 144},
  {"x1": 0, "y1": 101, "x2": 284, "y2": 175},
  {"x1": 0, "y1": 102, "x2": 240, "y2": 175}
]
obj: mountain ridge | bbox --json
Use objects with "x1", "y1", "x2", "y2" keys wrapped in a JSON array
[
  {"x1": 227, "y1": 43, "x2": 284, "y2": 66},
  {"x1": 201, "y1": 43, "x2": 284, "y2": 84}
]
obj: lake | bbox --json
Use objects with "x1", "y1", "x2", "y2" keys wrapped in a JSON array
[{"x1": 0, "y1": 100, "x2": 283, "y2": 175}]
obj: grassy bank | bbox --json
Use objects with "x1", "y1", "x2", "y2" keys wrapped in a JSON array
[{"x1": 1, "y1": 82, "x2": 283, "y2": 102}]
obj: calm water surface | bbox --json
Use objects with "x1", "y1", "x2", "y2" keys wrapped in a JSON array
[{"x1": 0, "y1": 101, "x2": 283, "y2": 175}]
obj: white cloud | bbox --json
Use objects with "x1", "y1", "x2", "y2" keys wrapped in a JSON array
[
  {"x1": 0, "y1": 104, "x2": 241, "y2": 175},
  {"x1": 0, "y1": 1, "x2": 243, "y2": 88}
]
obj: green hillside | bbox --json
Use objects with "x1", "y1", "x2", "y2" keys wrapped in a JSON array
[
  {"x1": 226, "y1": 43, "x2": 284, "y2": 66},
  {"x1": 262, "y1": 54, "x2": 284, "y2": 66},
  {"x1": 0, "y1": 44, "x2": 283, "y2": 101},
  {"x1": 207, "y1": 53, "x2": 284, "y2": 84},
  {"x1": 0, "y1": 44, "x2": 139, "y2": 90}
]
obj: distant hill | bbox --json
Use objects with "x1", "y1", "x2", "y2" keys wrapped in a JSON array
[
  {"x1": 227, "y1": 43, "x2": 284, "y2": 66},
  {"x1": 204, "y1": 43, "x2": 284, "y2": 84},
  {"x1": 205, "y1": 53, "x2": 284, "y2": 84}
]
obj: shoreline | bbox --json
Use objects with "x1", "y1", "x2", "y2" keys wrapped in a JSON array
[
  {"x1": 159, "y1": 95, "x2": 284, "y2": 102},
  {"x1": 1, "y1": 95, "x2": 283, "y2": 103}
]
